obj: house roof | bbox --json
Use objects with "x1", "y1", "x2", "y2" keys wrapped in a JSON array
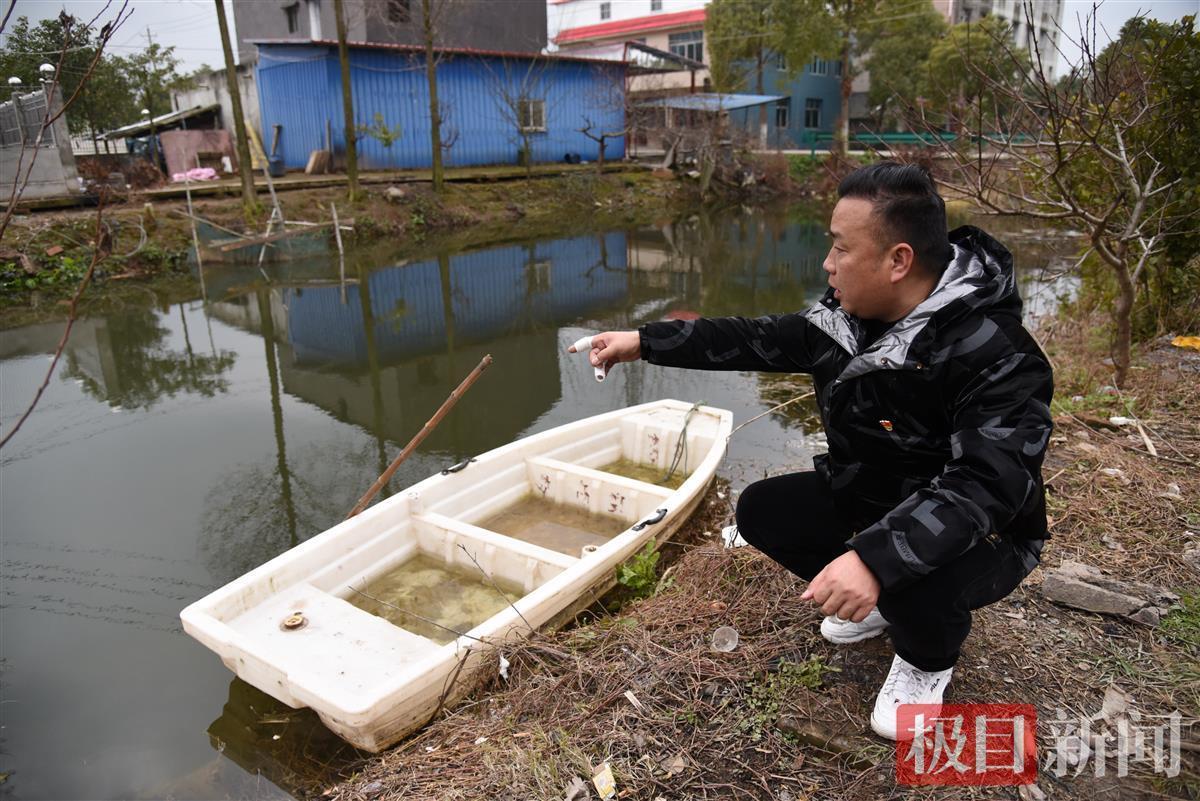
[
  {"x1": 102, "y1": 103, "x2": 221, "y2": 139},
  {"x1": 555, "y1": 8, "x2": 706, "y2": 45},
  {"x1": 639, "y1": 93, "x2": 785, "y2": 112},
  {"x1": 250, "y1": 38, "x2": 628, "y2": 67}
]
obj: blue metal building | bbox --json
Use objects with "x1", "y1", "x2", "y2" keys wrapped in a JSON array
[{"x1": 253, "y1": 40, "x2": 628, "y2": 170}]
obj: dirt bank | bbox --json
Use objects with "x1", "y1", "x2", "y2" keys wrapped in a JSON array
[
  {"x1": 0, "y1": 168, "x2": 698, "y2": 330},
  {"x1": 322, "y1": 317, "x2": 1199, "y2": 801}
]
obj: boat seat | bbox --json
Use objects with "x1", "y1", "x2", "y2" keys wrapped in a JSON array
[{"x1": 225, "y1": 581, "x2": 442, "y2": 712}]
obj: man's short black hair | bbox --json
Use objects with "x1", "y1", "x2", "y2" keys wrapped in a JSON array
[{"x1": 837, "y1": 161, "x2": 953, "y2": 276}]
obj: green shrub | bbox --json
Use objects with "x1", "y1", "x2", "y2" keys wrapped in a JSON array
[{"x1": 615, "y1": 540, "x2": 660, "y2": 599}]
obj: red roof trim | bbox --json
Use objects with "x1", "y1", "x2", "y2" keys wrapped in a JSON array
[{"x1": 555, "y1": 8, "x2": 706, "y2": 44}]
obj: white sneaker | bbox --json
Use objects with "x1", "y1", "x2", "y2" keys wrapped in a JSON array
[
  {"x1": 721, "y1": 524, "x2": 748, "y2": 548},
  {"x1": 870, "y1": 654, "x2": 954, "y2": 740},
  {"x1": 820, "y1": 607, "x2": 889, "y2": 644}
]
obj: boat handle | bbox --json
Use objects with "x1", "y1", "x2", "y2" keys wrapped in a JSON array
[
  {"x1": 441, "y1": 457, "x2": 476, "y2": 475},
  {"x1": 632, "y1": 507, "x2": 668, "y2": 531}
]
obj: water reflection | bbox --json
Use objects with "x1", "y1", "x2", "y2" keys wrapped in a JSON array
[
  {"x1": 0, "y1": 306, "x2": 237, "y2": 412},
  {"x1": 70, "y1": 310, "x2": 236, "y2": 410},
  {"x1": 0, "y1": 204, "x2": 845, "y2": 801}
]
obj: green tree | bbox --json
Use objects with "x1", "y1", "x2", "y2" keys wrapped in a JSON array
[
  {"x1": 120, "y1": 40, "x2": 192, "y2": 118},
  {"x1": 921, "y1": 15, "x2": 1030, "y2": 129},
  {"x1": 861, "y1": 0, "x2": 947, "y2": 130},
  {"x1": 909, "y1": 8, "x2": 1196, "y2": 386},
  {"x1": 1101, "y1": 15, "x2": 1200, "y2": 337},
  {"x1": 772, "y1": 0, "x2": 886, "y2": 156},
  {"x1": 0, "y1": 15, "x2": 137, "y2": 143},
  {"x1": 706, "y1": 0, "x2": 777, "y2": 143}
]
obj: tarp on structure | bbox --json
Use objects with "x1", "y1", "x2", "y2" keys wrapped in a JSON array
[{"x1": 638, "y1": 93, "x2": 785, "y2": 112}]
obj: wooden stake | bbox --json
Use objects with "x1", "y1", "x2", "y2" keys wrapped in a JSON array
[
  {"x1": 181, "y1": 150, "x2": 207, "y2": 299},
  {"x1": 331, "y1": 201, "x2": 346, "y2": 304},
  {"x1": 346, "y1": 354, "x2": 493, "y2": 519}
]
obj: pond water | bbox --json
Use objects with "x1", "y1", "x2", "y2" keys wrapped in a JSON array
[{"x1": 0, "y1": 202, "x2": 1070, "y2": 799}]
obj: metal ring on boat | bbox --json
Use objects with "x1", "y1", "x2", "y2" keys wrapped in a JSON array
[{"x1": 632, "y1": 507, "x2": 668, "y2": 531}]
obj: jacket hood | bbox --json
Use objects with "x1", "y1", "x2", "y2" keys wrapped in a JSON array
[{"x1": 804, "y1": 225, "x2": 1022, "y2": 375}]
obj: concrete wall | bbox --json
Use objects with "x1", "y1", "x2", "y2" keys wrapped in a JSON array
[
  {"x1": 233, "y1": 0, "x2": 543, "y2": 63},
  {"x1": 362, "y1": 0, "x2": 545, "y2": 53},
  {"x1": 0, "y1": 86, "x2": 80, "y2": 202},
  {"x1": 171, "y1": 64, "x2": 261, "y2": 136},
  {"x1": 234, "y1": 0, "x2": 366, "y2": 63}
]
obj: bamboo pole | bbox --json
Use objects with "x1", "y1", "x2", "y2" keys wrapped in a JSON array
[
  {"x1": 346, "y1": 354, "x2": 493, "y2": 519},
  {"x1": 181, "y1": 152, "x2": 207, "y2": 299}
]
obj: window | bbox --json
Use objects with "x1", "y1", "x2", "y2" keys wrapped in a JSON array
[
  {"x1": 833, "y1": 59, "x2": 842, "y2": 77},
  {"x1": 668, "y1": 30, "x2": 703, "y2": 63},
  {"x1": 804, "y1": 97, "x2": 821, "y2": 129},
  {"x1": 775, "y1": 51, "x2": 787, "y2": 70},
  {"x1": 600, "y1": 2, "x2": 611, "y2": 20},
  {"x1": 651, "y1": 0, "x2": 662, "y2": 10},
  {"x1": 809, "y1": 58, "x2": 827, "y2": 76},
  {"x1": 284, "y1": 3, "x2": 299, "y2": 33},
  {"x1": 519, "y1": 99, "x2": 546, "y2": 132},
  {"x1": 775, "y1": 98, "x2": 790, "y2": 128},
  {"x1": 387, "y1": 0, "x2": 410, "y2": 23}
]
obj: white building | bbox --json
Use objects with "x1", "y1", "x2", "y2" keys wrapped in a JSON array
[
  {"x1": 548, "y1": 0, "x2": 711, "y2": 95},
  {"x1": 548, "y1": 0, "x2": 708, "y2": 53},
  {"x1": 934, "y1": 0, "x2": 1063, "y2": 79}
]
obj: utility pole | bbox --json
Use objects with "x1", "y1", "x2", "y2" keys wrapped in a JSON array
[
  {"x1": 214, "y1": 0, "x2": 258, "y2": 220},
  {"x1": 144, "y1": 27, "x2": 159, "y2": 115},
  {"x1": 333, "y1": 0, "x2": 360, "y2": 201}
]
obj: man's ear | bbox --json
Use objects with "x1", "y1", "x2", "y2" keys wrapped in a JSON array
[{"x1": 886, "y1": 243, "x2": 916, "y2": 284}]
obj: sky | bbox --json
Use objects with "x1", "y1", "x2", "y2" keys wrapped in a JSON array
[{"x1": 2, "y1": 0, "x2": 1197, "y2": 76}]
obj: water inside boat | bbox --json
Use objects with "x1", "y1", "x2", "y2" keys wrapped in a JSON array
[
  {"x1": 597, "y1": 457, "x2": 689, "y2": 490},
  {"x1": 347, "y1": 554, "x2": 523, "y2": 645},
  {"x1": 477, "y1": 495, "x2": 628, "y2": 556}
]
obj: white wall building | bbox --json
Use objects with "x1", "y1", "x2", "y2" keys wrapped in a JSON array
[
  {"x1": 548, "y1": 0, "x2": 708, "y2": 52},
  {"x1": 934, "y1": 0, "x2": 1063, "y2": 79}
]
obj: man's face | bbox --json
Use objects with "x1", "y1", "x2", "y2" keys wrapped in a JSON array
[{"x1": 823, "y1": 197, "x2": 895, "y2": 320}]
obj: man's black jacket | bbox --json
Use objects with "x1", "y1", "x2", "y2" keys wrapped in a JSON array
[{"x1": 638, "y1": 226, "x2": 1054, "y2": 591}]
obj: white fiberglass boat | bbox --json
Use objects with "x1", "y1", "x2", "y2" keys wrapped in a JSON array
[{"x1": 181, "y1": 399, "x2": 732, "y2": 751}]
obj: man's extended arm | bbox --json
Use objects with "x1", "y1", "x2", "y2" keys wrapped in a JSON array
[
  {"x1": 847, "y1": 351, "x2": 1054, "y2": 591},
  {"x1": 638, "y1": 313, "x2": 824, "y2": 373}
]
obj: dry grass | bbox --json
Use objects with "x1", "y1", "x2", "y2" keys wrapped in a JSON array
[{"x1": 319, "y1": 317, "x2": 1200, "y2": 801}]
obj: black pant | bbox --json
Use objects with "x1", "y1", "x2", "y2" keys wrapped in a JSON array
[{"x1": 735, "y1": 471, "x2": 1030, "y2": 672}]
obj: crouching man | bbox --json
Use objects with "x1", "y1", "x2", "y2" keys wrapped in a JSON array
[{"x1": 570, "y1": 161, "x2": 1053, "y2": 740}]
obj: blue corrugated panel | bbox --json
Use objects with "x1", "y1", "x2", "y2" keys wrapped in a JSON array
[
  {"x1": 256, "y1": 44, "x2": 627, "y2": 170},
  {"x1": 284, "y1": 233, "x2": 629, "y2": 366}
]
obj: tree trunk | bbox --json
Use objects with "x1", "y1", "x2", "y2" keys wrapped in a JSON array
[
  {"x1": 1112, "y1": 263, "x2": 1134, "y2": 388},
  {"x1": 756, "y1": 51, "x2": 767, "y2": 148},
  {"x1": 422, "y1": 0, "x2": 444, "y2": 193},
  {"x1": 334, "y1": 0, "x2": 360, "y2": 201},
  {"x1": 838, "y1": 40, "x2": 851, "y2": 159},
  {"x1": 214, "y1": 0, "x2": 258, "y2": 220}
]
